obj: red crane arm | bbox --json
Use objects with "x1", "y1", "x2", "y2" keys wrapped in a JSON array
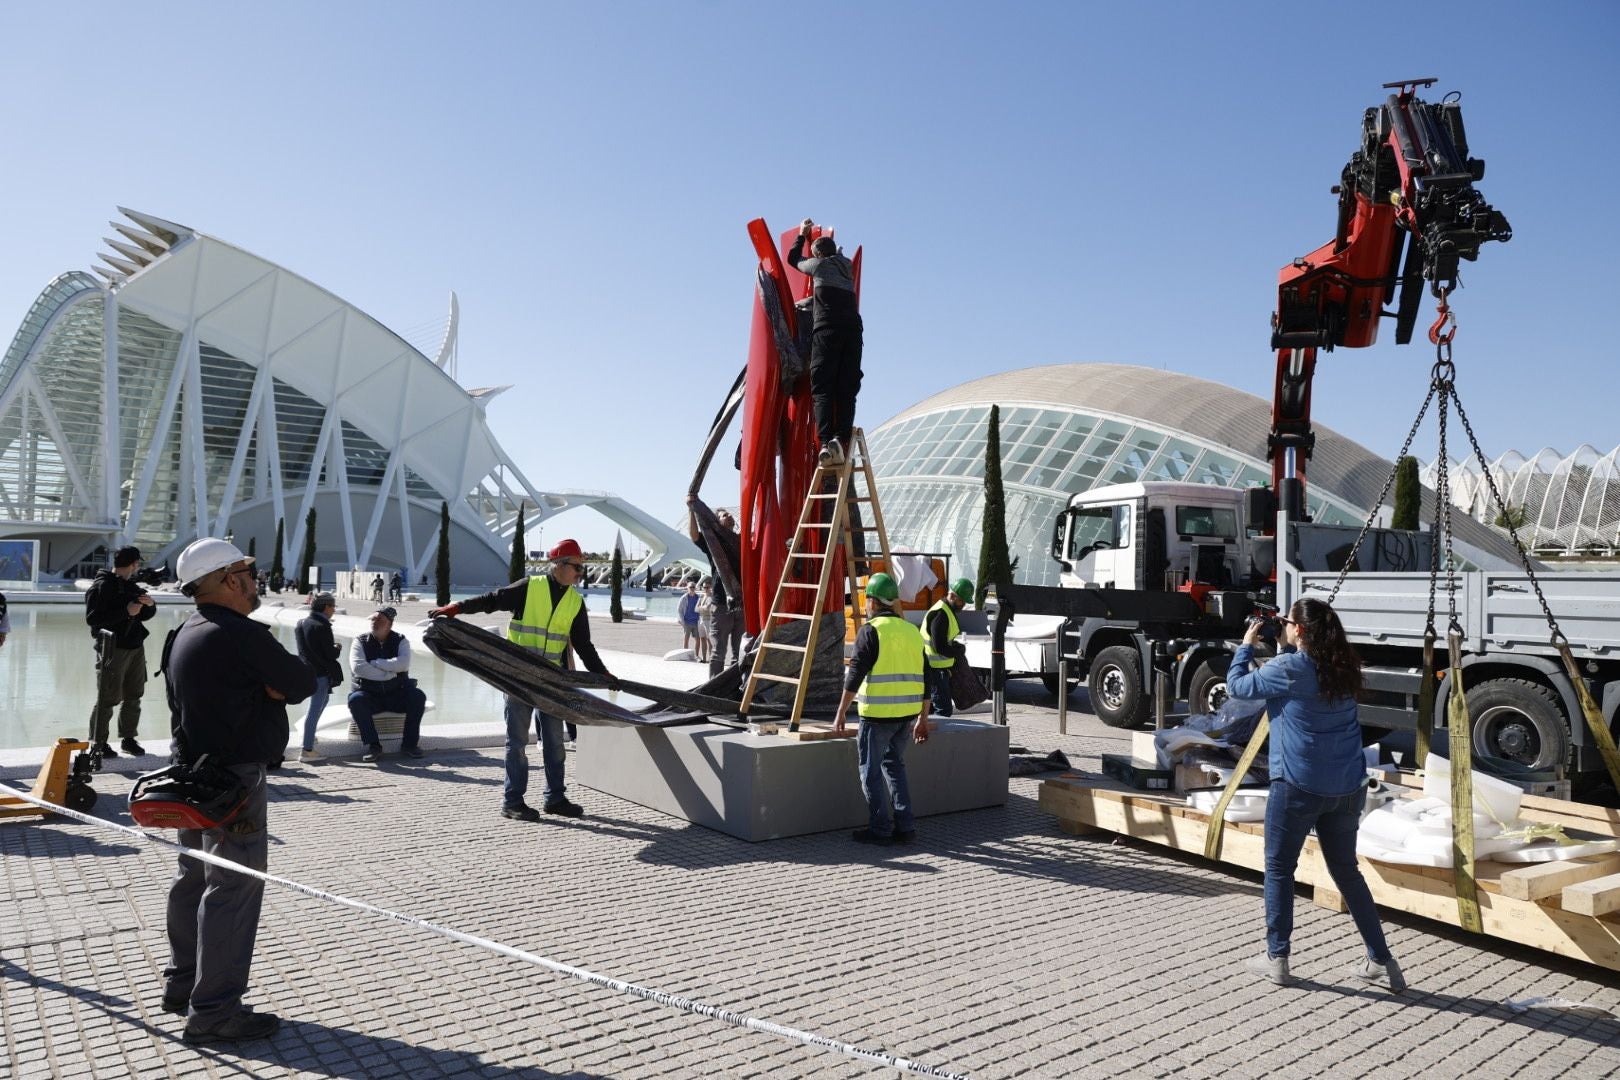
[{"x1": 1267, "y1": 79, "x2": 1512, "y2": 518}]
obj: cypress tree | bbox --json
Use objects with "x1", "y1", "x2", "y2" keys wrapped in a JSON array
[
  {"x1": 270, "y1": 519, "x2": 285, "y2": 588},
  {"x1": 610, "y1": 545, "x2": 624, "y2": 623},
  {"x1": 976, "y1": 404, "x2": 1013, "y2": 609},
  {"x1": 247, "y1": 536, "x2": 256, "y2": 559},
  {"x1": 509, "y1": 502, "x2": 527, "y2": 584},
  {"x1": 1392, "y1": 455, "x2": 1421, "y2": 531},
  {"x1": 298, "y1": 508, "x2": 318, "y2": 593},
  {"x1": 435, "y1": 501, "x2": 452, "y2": 607}
]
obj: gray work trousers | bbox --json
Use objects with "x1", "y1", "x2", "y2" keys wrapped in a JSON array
[
  {"x1": 709, "y1": 607, "x2": 744, "y2": 677},
  {"x1": 90, "y1": 643, "x2": 146, "y2": 743},
  {"x1": 164, "y1": 765, "x2": 268, "y2": 1026}
]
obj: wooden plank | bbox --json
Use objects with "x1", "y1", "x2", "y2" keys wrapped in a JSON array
[
  {"x1": 1056, "y1": 819, "x2": 1099, "y2": 836},
  {"x1": 1498, "y1": 856, "x2": 1620, "y2": 902},
  {"x1": 1038, "y1": 779, "x2": 1620, "y2": 973},
  {"x1": 1314, "y1": 886, "x2": 1348, "y2": 913},
  {"x1": 776, "y1": 722, "x2": 855, "y2": 742},
  {"x1": 1563, "y1": 873, "x2": 1620, "y2": 917}
]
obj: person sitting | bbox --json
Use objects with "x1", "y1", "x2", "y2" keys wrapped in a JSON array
[{"x1": 346, "y1": 606, "x2": 426, "y2": 762}]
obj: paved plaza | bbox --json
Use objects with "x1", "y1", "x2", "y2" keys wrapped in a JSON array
[{"x1": 4, "y1": 617, "x2": 1620, "y2": 1079}]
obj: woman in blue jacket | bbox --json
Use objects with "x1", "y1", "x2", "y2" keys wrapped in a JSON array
[{"x1": 1226, "y1": 597, "x2": 1404, "y2": 991}]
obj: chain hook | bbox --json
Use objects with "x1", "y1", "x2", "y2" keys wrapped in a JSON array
[{"x1": 1428, "y1": 285, "x2": 1456, "y2": 346}]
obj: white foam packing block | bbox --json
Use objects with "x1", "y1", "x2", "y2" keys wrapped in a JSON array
[
  {"x1": 1422, "y1": 752, "x2": 1523, "y2": 823},
  {"x1": 1490, "y1": 839, "x2": 1620, "y2": 863}
]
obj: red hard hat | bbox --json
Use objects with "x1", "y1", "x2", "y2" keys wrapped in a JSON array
[{"x1": 547, "y1": 539, "x2": 583, "y2": 561}]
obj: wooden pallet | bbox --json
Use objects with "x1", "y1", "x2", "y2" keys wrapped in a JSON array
[{"x1": 1038, "y1": 775, "x2": 1620, "y2": 973}]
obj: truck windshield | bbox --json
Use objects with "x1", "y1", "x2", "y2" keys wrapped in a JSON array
[
  {"x1": 1067, "y1": 506, "x2": 1117, "y2": 558},
  {"x1": 1175, "y1": 506, "x2": 1237, "y2": 540}
]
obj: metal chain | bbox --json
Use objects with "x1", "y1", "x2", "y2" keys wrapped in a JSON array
[
  {"x1": 1435, "y1": 372, "x2": 1462, "y2": 634},
  {"x1": 1448, "y1": 386, "x2": 1567, "y2": 643},
  {"x1": 1323, "y1": 380, "x2": 1438, "y2": 605}
]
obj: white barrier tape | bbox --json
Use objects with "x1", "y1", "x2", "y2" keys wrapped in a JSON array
[{"x1": 0, "y1": 781, "x2": 969, "y2": 1079}]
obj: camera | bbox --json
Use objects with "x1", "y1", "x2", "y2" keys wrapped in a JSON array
[{"x1": 1248, "y1": 604, "x2": 1282, "y2": 641}]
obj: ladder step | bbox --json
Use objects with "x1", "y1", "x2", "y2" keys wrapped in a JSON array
[
  {"x1": 807, "y1": 493, "x2": 841, "y2": 500},
  {"x1": 769, "y1": 612, "x2": 816, "y2": 622},
  {"x1": 789, "y1": 552, "x2": 828, "y2": 560},
  {"x1": 779, "y1": 583, "x2": 820, "y2": 589},
  {"x1": 760, "y1": 642, "x2": 807, "y2": 653},
  {"x1": 749, "y1": 672, "x2": 802, "y2": 686}
]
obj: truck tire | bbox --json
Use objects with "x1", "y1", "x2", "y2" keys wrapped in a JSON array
[
  {"x1": 1089, "y1": 646, "x2": 1146, "y2": 729},
  {"x1": 1187, "y1": 659, "x2": 1230, "y2": 717},
  {"x1": 1466, "y1": 678, "x2": 1570, "y2": 773}
]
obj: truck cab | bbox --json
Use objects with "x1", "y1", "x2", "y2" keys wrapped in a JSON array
[{"x1": 1050, "y1": 482, "x2": 1264, "y2": 596}]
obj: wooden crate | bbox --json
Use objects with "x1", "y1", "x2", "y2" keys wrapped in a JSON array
[{"x1": 1038, "y1": 775, "x2": 1620, "y2": 973}]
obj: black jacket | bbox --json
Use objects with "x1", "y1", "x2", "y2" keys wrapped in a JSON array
[
  {"x1": 295, "y1": 611, "x2": 344, "y2": 684},
  {"x1": 167, "y1": 604, "x2": 314, "y2": 766},
  {"x1": 85, "y1": 569, "x2": 156, "y2": 649}
]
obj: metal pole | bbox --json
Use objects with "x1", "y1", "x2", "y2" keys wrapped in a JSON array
[
  {"x1": 1154, "y1": 671, "x2": 1168, "y2": 731},
  {"x1": 1057, "y1": 640, "x2": 1069, "y2": 737}
]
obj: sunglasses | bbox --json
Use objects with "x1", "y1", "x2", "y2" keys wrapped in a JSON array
[{"x1": 560, "y1": 562, "x2": 586, "y2": 571}]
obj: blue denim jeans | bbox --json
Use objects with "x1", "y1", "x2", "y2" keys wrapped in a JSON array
[
  {"x1": 300, "y1": 676, "x2": 330, "y2": 752},
  {"x1": 928, "y1": 666, "x2": 953, "y2": 717},
  {"x1": 504, "y1": 695, "x2": 565, "y2": 809},
  {"x1": 857, "y1": 718, "x2": 914, "y2": 837},
  {"x1": 1263, "y1": 779, "x2": 1391, "y2": 961}
]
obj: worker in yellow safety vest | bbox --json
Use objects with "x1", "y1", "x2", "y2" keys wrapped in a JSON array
[
  {"x1": 923, "y1": 577, "x2": 974, "y2": 719},
  {"x1": 430, "y1": 539, "x2": 615, "y2": 823},
  {"x1": 832, "y1": 572, "x2": 930, "y2": 846}
]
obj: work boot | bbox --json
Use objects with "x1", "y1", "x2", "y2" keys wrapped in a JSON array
[
  {"x1": 121, "y1": 738, "x2": 145, "y2": 756},
  {"x1": 94, "y1": 743, "x2": 119, "y2": 759},
  {"x1": 1350, "y1": 956, "x2": 1406, "y2": 992},
  {"x1": 502, "y1": 804, "x2": 541, "y2": 822},
  {"x1": 400, "y1": 745, "x2": 424, "y2": 759},
  {"x1": 893, "y1": 830, "x2": 916, "y2": 844},
  {"x1": 1245, "y1": 953, "x2": 1292, "y2": 986},
  {"x1": 160, "y1": 993, "x2": 189, "y2": 1017},
  {"x1": 361, "y1": 744, "x2": 384, "y2": 763},
  {"x1": 851, "y1": 828, "x2": 892, "y2": 846},
  {"x1": 543, "y1": 798, "x2": 585, "y2": 818},
  {"x1": 182, "y1": 1009, "x2": 281, "y2": 1044}
]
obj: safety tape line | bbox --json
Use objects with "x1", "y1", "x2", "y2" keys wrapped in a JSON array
[{"x1": 0, "y1": 781, "x2": 968, "y2": 1079}]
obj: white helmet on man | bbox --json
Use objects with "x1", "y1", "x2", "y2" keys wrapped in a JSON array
[{"x1": 176, "y1": 537, "x2": 252, "y2": 591}]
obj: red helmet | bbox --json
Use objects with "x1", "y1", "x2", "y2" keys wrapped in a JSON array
[{"x1": 547, "y1": 539, "x2": 583, "y2": 561}]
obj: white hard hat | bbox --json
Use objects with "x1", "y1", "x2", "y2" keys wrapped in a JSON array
[{"x1": 176, "y1": 537, "x2": 252, "y2": 588}]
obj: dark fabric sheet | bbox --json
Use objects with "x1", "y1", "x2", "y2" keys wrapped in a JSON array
[{"x1": 422, "y1": 618, "x2": 770, "y2": 728}]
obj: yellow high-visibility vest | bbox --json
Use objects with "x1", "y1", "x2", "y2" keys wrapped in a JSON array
[
  {"x1": 507, "y1": 576, "x2": 582, "y2": 664},
  {"x1": 857, "y1": 614, "x2": 927, "y2": 719},
  {"x1": 923, "y1": 599, "x2": 960, "y2": 669}
]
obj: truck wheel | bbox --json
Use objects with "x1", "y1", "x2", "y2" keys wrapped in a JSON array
[
  {"x1": 1089, "y1": 646, "x2": 1146, "y2": 729},
  {"x1": 1187, "y1": 660, "x2": 1229, "y2": 716},
  {"x1": 1466, "y1": 678, "x2": 1569, "y2": 772}
]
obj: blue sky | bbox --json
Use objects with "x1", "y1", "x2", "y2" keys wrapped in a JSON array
[{"x1": 3, "y1": 3, "x2": 1616, "y2": 554}]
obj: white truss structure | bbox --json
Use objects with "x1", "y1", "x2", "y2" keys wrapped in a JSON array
[
  {"x1": 0, "y1": 208, "x2": 701, "y2": 582},
  {"x1": 1424, "y1": 447, "x2": 1620, "y2": 556}
]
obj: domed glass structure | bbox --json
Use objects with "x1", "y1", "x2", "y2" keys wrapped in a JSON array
[{"x1": 868, "y1": 364, "x2": 1521, "y2": 586}]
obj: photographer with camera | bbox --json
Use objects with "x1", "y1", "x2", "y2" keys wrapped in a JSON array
[
  {"x1": 1226, "y1": 597, "x2": 1404, "y2": 992},
  {"x1": 163, "y1": 537, "x2": 313, "y2": 1043},
  {"x1": 84, "y1": 545, "x2": 158, "y2": 757}
]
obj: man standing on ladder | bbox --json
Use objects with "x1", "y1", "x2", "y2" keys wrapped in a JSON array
[
  {"x1": 832, "y1": 573, "x2": 930, "y2": 846},
  {"x1": 924, "y1": 578, "x2": 974, "y2": 719},
  {"x1": 429, "y1": 539, "x2": 615, "y2": 822},
  {"x1": 788, "y1": 217, "x2": 863, "y2": 468}
]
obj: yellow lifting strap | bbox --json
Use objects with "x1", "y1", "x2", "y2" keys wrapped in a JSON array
[
  {"x1": 1554, "y1": 639, "x2": 1620, "y2": 794},
  {"x1": 1445, "y1": 631, "x2": 1484, "y2": 935},
  {"x1": 1203, "y1": 713, "x2": 1270, "y2": 861},
  {"x1": 1415, "y1": 630, "x2": 1437, "y2": 765}
]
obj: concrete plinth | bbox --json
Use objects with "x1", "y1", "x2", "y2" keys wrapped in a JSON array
[{"x1": 575, "y1": 719, "x2": 1009, "y2": 841}]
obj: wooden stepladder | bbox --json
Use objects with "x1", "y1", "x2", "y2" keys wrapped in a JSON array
[{"x1": 740, "y1": 428, "x2": 894, "y2": 733}]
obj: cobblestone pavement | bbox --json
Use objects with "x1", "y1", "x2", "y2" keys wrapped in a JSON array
[{"x1": 4, "y1": 623, "x2": 1620, "y2": 1079}]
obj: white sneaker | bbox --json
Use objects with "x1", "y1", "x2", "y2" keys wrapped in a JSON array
[
  {"x1": 1351, "y1": 956, "x2": 1406, "y2": 992},
  {"x1": 299, "y1": 745, "x2": 323, "y2": 762},
  {"x1": 819, "y1": 438, "x2": 845, "y2": 467}
]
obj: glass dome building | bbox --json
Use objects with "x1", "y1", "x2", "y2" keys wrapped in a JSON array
[
  {"x1": 1425, "y1": 447, "x2": 1620, "y2": 557},
  {"x1": 867, "y1": 363, "x2": 1522, "y2": 586}
]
